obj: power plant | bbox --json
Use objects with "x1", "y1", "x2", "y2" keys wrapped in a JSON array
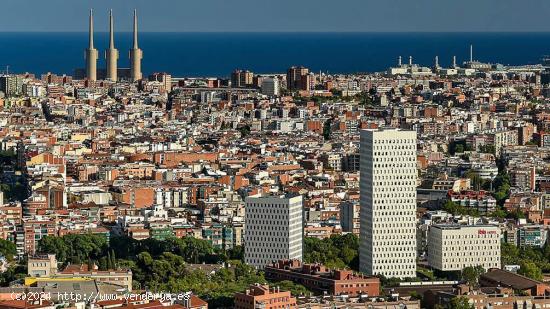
[
  {"x1": 84, "y1": 9, "x2": 142, "y2": 82},
  {"x1": 105, "y1": 9, "x2": 119, "y2": 81},
  {"x1": 85, "y1": 9, "x2": 98, "y2": 81},
  {"x1": 129, "y1": 9, "x2": 143, "y2": 82}
]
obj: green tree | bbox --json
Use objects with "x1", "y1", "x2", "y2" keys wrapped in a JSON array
[
  {"x1": 0, "y1": 265, "x2": 27, "y2": 286},
  {"x1": 38, "y1": 236, "x2": 70, "y2": 263},
  {"x1": 409, "y1": 291, "x2": 423, "y2": 301},
  {"x1": 493, "y1": 172, "x2": 511, "y2": 206},
  {"x1": 303, "y1": 234, "x2": 359, "y2": 270},
  {"x1": 448, "y1": 297, "x2": 474, "y2": 309},
  {"x1": 172, "y1": 236, "x2": 215, "y2": 264},
  {"x1": 442, "y1": 200, "x2": 479, "y2": 216},
  {"x1": 34, "y1": 234, "x2": 281, "y2": 306},
  {"x1": 506, "y1": 209, "x2": 526, "y2": 220},
  {"x1": 238, "y1": 125, "x2": 251, "y2": 138},
  {"x1": 461, "y1": 266, "x2": 485, "y2": 288},
  {"x1": 0, "y1": 149, "x2": 15, "y2": 165},
  {"x1": 501, "y1": 242, "x2": 521, "y2": 265},
  {"x1": 518, "y1": 261, "x2": 543, "y2": 280},
  {"x1": 442, "y1": 200, "x2": 460, "y2": 215},
  {"x1": 107, "y1": 251, "x2": 113, "y2": 269},
  {"x1": 87, "y1": 257, "x2": 94, "y2": 271},
  {"x1": 489, "y1": 208, "x2": 507, "y2": 218},
  {"x1": 227, "y1": 245, "x2": 244, "y2": 261},
  {"x1": 323, "y1": 119, "x2": 332, "y2": 140},
  {"x1": 11, "y1": 182, "x2": 28, "y2": 201},
  {"x1": 98, "y1": 256, "x2": 108, "y2": 270},
  {"x1": 110, "y1": 249, "x2": 117, "y2": 269},
  {"x1": 234, "y1": 261, "x2": 256, "y2": 280},
  {"x1": 463, "y1": 170, "x2": 483, "y2": 191},
  {"x1": 38, "y1": 234, "x2": 108, "y2": 266},
  {"x1": 274, "y1": 280, "x2": 309, "y2": 296},
  {"x1": 0, "y1": 239, "x2": 16, "y2": 261}
]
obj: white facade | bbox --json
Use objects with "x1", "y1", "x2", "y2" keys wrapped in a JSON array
[
  {"x1": 244, "y1": 194, "x2": 303, "y2": 269},
  {"x1": 492, "y1": 130, "x2": 519, "y2": 156},
  {"x1": 155, "y1": 187, "x2": 189, "y2": 208},
  {"x1": 359, "y1": 129, "x2": 417, "y2": 278},
  {"x1": 427, "y1": 224, "x2": 501, "y2": 271}
]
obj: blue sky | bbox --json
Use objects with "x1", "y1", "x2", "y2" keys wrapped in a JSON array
[{"x1": 2, "y1": 0, "x2": 550, "y2": 32}]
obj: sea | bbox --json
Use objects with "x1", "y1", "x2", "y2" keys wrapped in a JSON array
[{"x1": 0, "y1": 32, "x2": 550, "y2": 77}]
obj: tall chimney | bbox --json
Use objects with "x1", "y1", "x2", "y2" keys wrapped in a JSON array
[
  {"x1": 85, "y1": 9, "x2": 98, "y2": 81},
  {"x1": 130, "y1": 9, "x2": 143, "y2": 82},
  {"x1": 452, "y1": 56, "x2": 457, "y2": 68},
  {"x1": 89, "y1": 9, "x2": 94, "y2": 49},
  {"x1": 105, "y1": 9, "x2": 119, "y2": 81},
  {"x1": 470, "y1": 44, "x2": 473, "y2": 62}
]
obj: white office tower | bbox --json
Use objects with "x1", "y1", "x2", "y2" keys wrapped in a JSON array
[
  {"x1": 261, "y1": 77, "x2": 280, "y2": 96},
  {"x1": 359, "y1": 128, "x2": 417, "y2": 278},
  {"x1": 244, "y1": 194, "x2": 303, "y2": 269}
]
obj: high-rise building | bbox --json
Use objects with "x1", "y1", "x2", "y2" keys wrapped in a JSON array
[
  {"x1": 231, "y1": 69, "x2": 254, "y2": 88},
  {"x1": 244, "y1": 194, "x2": 303, "y2": 269},
  {"x1": 359, "y1": 128, "x2": 417, "y2": 278},
  {"x1": 287, "y1": 66, "x2": 310, "y2": 91},
  {"x1": 0, "y1": 75, "x2": 23, "y2": 97},
  {"x1": 130, "y1": 9, "x2": 143, "y2": 82},
  {"x1": 261, "y1": 77, "x2": 280, "y2": 96},
  {"x1": 85, "y1": 9, "x2": 98, "y2": 81},
  {"x1": 105, "y1": 9, "x2": 119, "y2": 82}
]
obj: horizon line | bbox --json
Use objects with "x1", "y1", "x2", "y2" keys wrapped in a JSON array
[{"x1": 1, "y1": 30, "x2": 550, "y2": 34}]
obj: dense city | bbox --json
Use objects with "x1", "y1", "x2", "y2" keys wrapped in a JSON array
[{"x1": 4, "y1": 8, "x2": 550, "y2": 309}]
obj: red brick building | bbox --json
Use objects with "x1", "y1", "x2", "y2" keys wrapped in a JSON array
[
  {"x1": 234, "y1": 284, "x2": 296, "y2": 309},
  {"x1": 265, "y1": 260, "x2": 380, "y2": 297},
  {"x1": 23, "y1": 220, "x2": 55, "y2": 254}
]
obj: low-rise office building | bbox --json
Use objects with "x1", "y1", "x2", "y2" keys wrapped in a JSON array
[
  {"x1": 234, "y1": 284, "x2": 297, "y2": 309},
  {"x1": 265, "y1": 260, "x2": 380, "y2": 297},
  {"x1": 428, "y1": 224, "x2": 501, "y2": 271}
]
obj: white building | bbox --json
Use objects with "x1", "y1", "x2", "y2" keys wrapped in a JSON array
[
  {"x1": 244, "y1": 194, "x2": 303, "y2": 269},
  {"x1": 492, "y1": 130, "x2": 518, "y2": 156},
  {"x1": 359, "y1": 128, "x2": 417, "y2": 278},
  {"x1": 155, "y1": 187, "x2": 189, "y2": 208},
  {"x1": 261, "y1": 77, "x2": 280, "y2": 96},
  {"x1": 428, "y1": 224, "x2": 501, "y2": 271}
]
